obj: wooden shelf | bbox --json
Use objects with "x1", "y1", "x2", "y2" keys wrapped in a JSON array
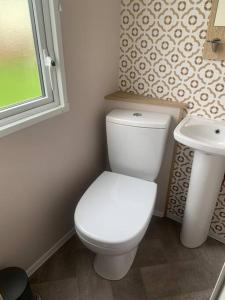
[{"x1": 105, "y1": 91, "x2": 186, "y2": 110}]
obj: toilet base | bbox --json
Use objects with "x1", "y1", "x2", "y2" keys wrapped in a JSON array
[{"x1": 93, "y1": 247, "x2": 137, "y2": 280}]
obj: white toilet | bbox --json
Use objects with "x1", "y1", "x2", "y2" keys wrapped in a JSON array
[{"x1": 74, "y1": 109, "x2": 171, "y2": 280}]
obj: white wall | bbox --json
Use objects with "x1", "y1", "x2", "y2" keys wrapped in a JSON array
[{"x1": 0, "y1": 0, "x2": 120, "y2": 271}]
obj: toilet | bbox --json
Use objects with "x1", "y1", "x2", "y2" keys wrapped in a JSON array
[{"x1": 74, "y1": 109, "x2": 171, "y2": 280}]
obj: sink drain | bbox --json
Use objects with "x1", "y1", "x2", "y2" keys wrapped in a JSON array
[
  {"x1": 215, "y1": 129, "x2": 220, "y2": 134},
  {"x1": 133, "y1": 113, "x2": 142, "y2": 117}
]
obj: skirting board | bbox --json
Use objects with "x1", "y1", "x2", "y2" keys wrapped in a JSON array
[
  {"x1": 26, "y1": 228, "x2": 75, "y2": 277},
  {"x1": 167, "y1": 213, "x2": 225, "y2": 245}
]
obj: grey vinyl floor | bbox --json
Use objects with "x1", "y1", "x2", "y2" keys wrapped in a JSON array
[{"x1": 30, "y1": 217, "x2": 225, "y2": 300}]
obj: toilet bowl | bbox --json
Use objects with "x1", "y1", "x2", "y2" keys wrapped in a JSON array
[
  {"x1": 74, "y1": 109, "x2": 170, "y2": 280},
  {"x1": 75, "y1": 171, "x2": 157, "y2": 280}
]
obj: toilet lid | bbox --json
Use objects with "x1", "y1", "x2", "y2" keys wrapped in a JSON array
[{"x1": 75, "y1": 171, "x2": 157, "y2": 246}]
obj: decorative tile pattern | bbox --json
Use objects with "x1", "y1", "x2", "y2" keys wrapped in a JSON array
[{"x1": 119, "y1": 0, "x2": 225, "y2": 241}]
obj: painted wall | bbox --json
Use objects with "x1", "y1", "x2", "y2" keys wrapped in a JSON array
[
  {"x1": 119, "y1": 0, "x2": 225, "y2": 242},
  {"x1": 0, "y1": 0, "x2": 120, "y2": 270}
]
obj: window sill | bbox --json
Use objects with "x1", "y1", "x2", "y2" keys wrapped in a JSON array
[{"x1": 0, "y1": 102, "x2": 69, "y2": 138}]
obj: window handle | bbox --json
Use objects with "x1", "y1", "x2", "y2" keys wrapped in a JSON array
[{"x1": 43, "y1": 49, "x2": 56, "y2": 91}]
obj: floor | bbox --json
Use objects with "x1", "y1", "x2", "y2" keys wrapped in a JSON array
[{"x1": 30, "y1": 217, "x2": 225, "y2": 300}]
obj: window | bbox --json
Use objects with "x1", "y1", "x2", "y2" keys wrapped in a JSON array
[{"x1": 0, "y1": 0, "x2": 68, "y2": 137}]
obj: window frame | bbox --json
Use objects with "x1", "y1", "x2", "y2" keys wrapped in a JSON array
[{"x1": 0, "y1": 0, "x2": 68, "y2": 137}]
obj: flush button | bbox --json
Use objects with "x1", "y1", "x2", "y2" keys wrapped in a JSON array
[{"x1": 133, "y1": 113, "x2": 142, "y2": 117}]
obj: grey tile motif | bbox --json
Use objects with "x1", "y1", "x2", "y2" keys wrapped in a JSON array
[
  {"x1": 141, "y1": 260, "x2": 215, "y2": 300},
  {"x1": 32, "y1": 279, "x2": 79, "y2": 300},
  {"x1": 119, "y1": 0, "x2": 225, "y2": 241}
]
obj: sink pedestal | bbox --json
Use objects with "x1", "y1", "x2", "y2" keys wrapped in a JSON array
[{"x1": 181, "y1": 150, "x2": 225, "y2": 248}]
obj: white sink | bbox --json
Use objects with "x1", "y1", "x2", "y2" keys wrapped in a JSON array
[
  {"x1": 174, "y1": 116, "x2": 225, "y2": 248},
  {"x1": 174, "y1": 117, "x2": 225, "y2": 156}
]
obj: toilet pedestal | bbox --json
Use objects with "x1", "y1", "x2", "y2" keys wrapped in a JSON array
[
  {"x1": 181, "y1": 151, "x2": 225, "y2": 248},
  {"x1": 94, "y1": 248, "x2": 137, "y2": 280}
]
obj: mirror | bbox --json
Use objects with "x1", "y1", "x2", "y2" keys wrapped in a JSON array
[
  {"x1": 203, "y1": 0, "x2": 225, "y2": 59},
  {"x1": 214, "y1": 0, "x2": 225, "y2": 26}
]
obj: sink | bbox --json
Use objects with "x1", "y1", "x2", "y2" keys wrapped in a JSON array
[
  {"x1": 174, "y1": 117, "x2": 225, "y2": 156},
  {"x1": 174, "y1": 116, "x2": 225, "y2": 248}
]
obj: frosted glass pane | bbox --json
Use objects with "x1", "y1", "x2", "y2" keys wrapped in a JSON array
[{"x1": 0, "y1": 0, "x2": 42, "y2": 109}]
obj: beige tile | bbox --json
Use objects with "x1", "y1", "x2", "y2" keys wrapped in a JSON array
[
  {"x1": 111, "y1": 269, "x2": 147, "y2": 300},
  {"x1": 146, "y1": 218, "x2": 197, "y2": 263},
  {"x1": 145, "y1": 217, "x2": 179, "y2": 240},
  {"x1": 160, "y1": 289, "x2": 212, "y2": 300},
  {"x1": 31, "y1": 278, "x2": 79, "y2": 300},
  {"x1": 75, "y1": 249, "x2": 114, "y2": 300},
  {"x1": 194, "y1": 237, "x2": 225, "y2": 281},
  {"x1": 30, "y1": 238, "x2": 77, "y2": 284},
  {"x1": 162, "y1": 238, "x2": 197, "y2": 263},
  {"x1": 133, "y1": 239, "x2": 167, "y2": 268},
  {"x1": 141, "y1": 260, "x2": 215, "y2": 300}
]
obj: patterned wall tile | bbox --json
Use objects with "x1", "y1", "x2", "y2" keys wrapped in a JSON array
[{"x1": 119, "y1": 0, "x2": 225, "y2": 241}]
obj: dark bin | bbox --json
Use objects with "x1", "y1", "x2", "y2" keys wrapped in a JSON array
[{"x1": 0, "y1": 268, "x2": 38, "y2": 300}]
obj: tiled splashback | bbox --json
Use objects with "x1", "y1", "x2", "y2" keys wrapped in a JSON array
[{"x1": 119, "y1": 0, "x2": 225, "y2": 242}]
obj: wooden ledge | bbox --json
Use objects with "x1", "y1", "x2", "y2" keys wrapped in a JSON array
[{"x1": 105, "y1": 91, "x2": 186, "y2": 110}]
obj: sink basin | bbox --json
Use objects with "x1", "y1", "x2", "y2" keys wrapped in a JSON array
[
  {"x1": 174, "y1": 116, "x2": 225, "y2": 156},
  {"x1": 174, "y1": 116, "x2": 225, "y2": 249}
]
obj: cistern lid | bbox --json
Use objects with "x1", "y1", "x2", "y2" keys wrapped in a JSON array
[{"x1": 107, "y1": 109, "x2": 170, "y2": 129}]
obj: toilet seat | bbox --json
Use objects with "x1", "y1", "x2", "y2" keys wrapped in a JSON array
[{"x1": 75, "y1": 171, "x2": 157, "y2": 250}]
